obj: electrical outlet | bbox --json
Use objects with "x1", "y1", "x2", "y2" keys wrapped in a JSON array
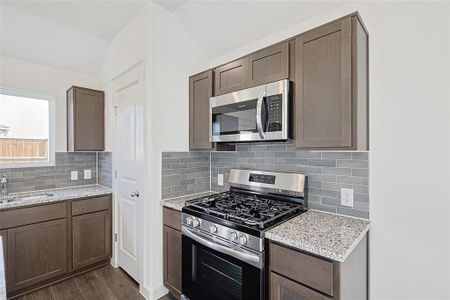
[
  {"x1": 70, "y1": 171, "x2": 78, "y2": 181},
  {"x1": 340, "y1": 188, "x2": 354, "y2": 207},
  {"x1": 84, "y1": 169, "x2": 92, "y2": 180},
  {"x1": 218, "y1": 174, "x2": 224, "y2": 186}
]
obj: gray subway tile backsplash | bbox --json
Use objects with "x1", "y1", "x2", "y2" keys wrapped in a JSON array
[
  {"x1": 0, "y1": 152, "x2": 97, "y2": 193},
  {"x1": 163, "y1": 142, "x2": 369, "y2": 219},
  {"x1": 161, "y1": 151, "x2": 210, "y2": 199},
  {"x1": 98, "y1": 152, "x2": 112, "y2": 188}
]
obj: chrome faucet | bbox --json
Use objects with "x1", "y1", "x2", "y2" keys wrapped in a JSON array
[{"x1": 0, "y1": 175, "x2": 8, "y2": 196}]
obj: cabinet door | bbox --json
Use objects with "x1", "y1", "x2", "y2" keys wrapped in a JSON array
[
  {"x1": 72, "y1": 210, "x2": 111, "y2": 270},
  {"x1": 163, "y1": 225, "x2": 182, "y2": 299},
  {"x1": 214, "y1": 58, "x2": 247, "y2": 95},
  {"x1": 7, "y1": 219, "x2": 67, "y2": 292},
  {"x1": 189, "y1": 70, "x2": 213, "y2": 150},
  {"x1": 271, "y1": 272, "x2": 332, "y2": 300},
  {"x1": 247, "y1": 42, "x2": 289, "y2": 87},
  {"x1": 73, "y1": 87, "x2": 105, "y2": 151},
  {"x1": 295, "y1": 17, "x2": 353, "y2": 149}
]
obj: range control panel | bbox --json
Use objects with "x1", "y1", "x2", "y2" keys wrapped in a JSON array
[
  {"x1": 249, "y1": 173, "x2": 276, "y2": 184},
  {"x1": 266, "y1": 94, "x2": 283, "y2": 132}
]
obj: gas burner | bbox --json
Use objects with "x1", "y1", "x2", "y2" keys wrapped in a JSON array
[{"x1": 186, "y1": 190, "x2": 304, "y2": 230}]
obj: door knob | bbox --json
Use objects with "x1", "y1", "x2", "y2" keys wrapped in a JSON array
[{"x1": 131, "y1": 191, "x2": 140, "y2": 197}]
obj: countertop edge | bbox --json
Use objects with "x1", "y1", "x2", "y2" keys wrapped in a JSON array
[{"x1": 0, "y1": 185, "x2": 113, "y2": 211}]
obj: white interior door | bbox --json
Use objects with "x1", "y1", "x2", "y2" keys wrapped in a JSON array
[{"x1": 113, "y1": 65, "x2": 144, "y2": 282}]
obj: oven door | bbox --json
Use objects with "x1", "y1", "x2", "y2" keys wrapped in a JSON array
[
  {"x1": 182, "y1": 227, "x2": 264, "y2": 300},
  {"x1": 210, "y1": 79, "x2": 289, "y2": 143}
]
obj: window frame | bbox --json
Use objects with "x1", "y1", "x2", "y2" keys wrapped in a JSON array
[{"x1": 0, "y1": 87, "x2": 56, "y2": 168}]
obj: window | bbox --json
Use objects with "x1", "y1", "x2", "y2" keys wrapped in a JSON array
[{"x1": 0, "y1": 88, "x2": 55, "y2": 168}]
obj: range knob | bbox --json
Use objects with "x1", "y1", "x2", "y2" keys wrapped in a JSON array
[
  {"x1": 209, "y1": 225, "x2": 218, "y2": 234},
  {"x1": 186, "y1": 217, "x2": 193, "y2": 226},
  {"x1": 230, "y1": 231, "x2": 238, "y2": 242},
  {"x1": 239, "y1": 235, "x2": 248, "y2": 245},
  {"x1": 192, "y1": 218, "x2": 200, "y2": 228}
]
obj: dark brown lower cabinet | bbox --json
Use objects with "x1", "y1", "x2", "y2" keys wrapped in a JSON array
[
  {"x1": 7, "y1": 219, "x2": 67, "y2": 292},
  {"x1": 72, "y1": 210, "x2": 112, "y2": 270},
  {"x1": 2, "y1": 194, "x2": 112, "y2": 298},
  {"x1": 163, "y1": 207, "x2": 182, "y2": 299},
  {"x1": 163, "y1": 225, "x2": 182, "y2": 299},
  {"x1": 271, "y1": 272, "x2": 332, "y2": 300},
  {"x1": 269, "y1": 234, "x2": 368, "y2": 300}
]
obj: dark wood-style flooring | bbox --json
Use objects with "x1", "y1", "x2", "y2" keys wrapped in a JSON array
[{"x1": 12, "y1": 264, "x2": 175, "y2": 300}]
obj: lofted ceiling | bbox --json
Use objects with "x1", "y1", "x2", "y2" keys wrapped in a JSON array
[
  {"x1": 155, "y1": 1, "x2": 347, "y2": 59},
  {"x1": 0, "y1": 1, "x2": 148, "y2": 74}
]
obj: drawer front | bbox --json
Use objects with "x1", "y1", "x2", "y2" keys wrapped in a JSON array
[
  {"x1": 270, "y1": 242, "x2": 334, "y2": 296},
  {"x1": 271, "y1": 272, "x2": 332, "y2": 300},
  {"x1": 163, "y1": 207, "x2": 181, "y2": 231},
  {"x1": 0, "y1": 202, "x2": 66, "y2": 230},
  {"x1": 72, "y1": 195, "x2": 111, "y2": 216}
]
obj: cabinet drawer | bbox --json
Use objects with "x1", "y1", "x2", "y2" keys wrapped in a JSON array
[
  {"x1": 270, "y1": 242, "x2": 334, "y2": 296},
  {"x1": 72, "y1": 195, "x2": 111, "y2": 216},
  {"x1": 0, "y1": 202, "x2": 66, "y2": 230},
  {"x1": 271, "y1": 272, "x2": 332, "y2": 300},
  {"x1": 163, "y1": 207, "x2": 181, "y2": 231}
]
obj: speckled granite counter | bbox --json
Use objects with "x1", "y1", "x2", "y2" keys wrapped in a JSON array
[
  {"x1": 0, "y1": 236, "x2": 5, "y2": 300},
  {"x1": 0, "y1": 185, "x2": 112, "y2": 211},
  {"x1": 265, "y1": 209, "x2": 370, "y2": 262},
  {"x1": 161, "y1": 191, "x2": 217, "y2": 211}
]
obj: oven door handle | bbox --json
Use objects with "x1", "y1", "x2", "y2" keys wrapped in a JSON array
[
  {"x1": 182, "y1": 226, "x2": 263, "y2": 269},
  {"x1": 256, "y1": 91, "x2": 266, "y2": 139}
]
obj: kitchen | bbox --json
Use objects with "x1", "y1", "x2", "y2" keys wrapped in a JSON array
[{"x1": 1, "y1": 1, "x2": 449, "y2": 300}]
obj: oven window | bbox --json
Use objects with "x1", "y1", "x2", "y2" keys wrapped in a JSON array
[
  {"x1": 212, "y1": 99, "x2": 258, "y2": 136},
  {"x1": 192, "y1": 245, "x2": 243, "y2": 299}
]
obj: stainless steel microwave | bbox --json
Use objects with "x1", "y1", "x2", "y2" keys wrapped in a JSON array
[{"x1": 209, "y1": 79, "x2": 290, "y2": 143}]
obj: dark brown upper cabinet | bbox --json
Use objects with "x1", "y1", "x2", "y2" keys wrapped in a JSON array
[
  {"x1": 247, "y1": 42, "x2": 289, "y2": 88},
  {"x1": 189, "y1": 70, "x2": 213, "y2": 150},
  {"x1": 294, "y1": 15, "x2": 368, "y2": 149},
  {"x1": 67, "y1": 86, "x2": 105, "y2": 152},
  {"x1": 214, "y1": 58, "x2": 247, "y2": 96}
]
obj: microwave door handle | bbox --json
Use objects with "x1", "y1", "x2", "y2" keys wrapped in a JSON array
[{"x1": 256, "y1": 92, "x2": 266, "y2": 139}]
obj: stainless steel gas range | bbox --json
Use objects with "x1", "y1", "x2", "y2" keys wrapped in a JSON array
[{"x1": 181, "y1": 169, "x2": 308, "y2": 300}]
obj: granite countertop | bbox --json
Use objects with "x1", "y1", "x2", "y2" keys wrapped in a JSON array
[
  {"x1": 0, "y1": 236, "x2": 5, "y2": 300},
  {"x1": 161, "y1": 191, "x2": 217, "y2": 211},
  {"x1": 265, "y1": 209, "x2": 370, "y2": 262},
  {"x1": 0, "y1": 185, "x2": 112, "y2": 211}
]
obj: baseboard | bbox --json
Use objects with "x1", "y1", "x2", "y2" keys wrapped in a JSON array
[{"x1": 140, "y1": 284, "x2": 168, "y2": 300}]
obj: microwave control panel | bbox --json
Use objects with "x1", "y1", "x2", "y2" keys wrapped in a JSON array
[{"x1": 267, "y1": 94, "x2": 283, "y2": 132}]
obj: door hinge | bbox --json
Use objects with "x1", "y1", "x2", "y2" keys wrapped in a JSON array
[
  {"x1": 114, "y1": 170, "x2": 118, "y2": 179},
  {"x1": 114, "y1": 106, "x2": 118, "y2": 116},
  {"x1": 114, "y1": 233, "x2": 118, "y2": 242}
]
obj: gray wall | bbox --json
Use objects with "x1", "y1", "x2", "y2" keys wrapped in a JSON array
[
  {"x1": 211, "y1": 143, "x2": 369, "y2": 219},
  {"x1": 0, "y1": 152, "x2": 97, "y2": 193},
  {"x1": 161, "y1": 151, "x2": 210, "y2": 199},
  {"x1": 98, "y1": 151, "x2": 113, "y2": 188}
]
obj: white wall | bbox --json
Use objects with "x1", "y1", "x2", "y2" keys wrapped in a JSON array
[
  {"x1": 0, "y1": 56, "x2": 100, "y2": 151},
  {"x1": 99, "y1": 2, "x2": 207, "y2": 298}
]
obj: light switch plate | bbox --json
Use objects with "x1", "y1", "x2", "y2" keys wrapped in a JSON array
[
  {"x1": 84, "y1": 169, "x2": 92, "y2": 180},
  {"x1": 340, "y1": 188, "x2": 354, "y2": 207},
  {"x1": 71, "y1": 171, "x2": 78, "y2": 181},
  {"x1": 218, "y1": 174, "x2": 224, "y2": 186}
]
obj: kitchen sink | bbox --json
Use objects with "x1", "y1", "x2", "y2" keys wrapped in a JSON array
[{"x1": 0, "y1": 192, "x2": 54, "y2": 204}]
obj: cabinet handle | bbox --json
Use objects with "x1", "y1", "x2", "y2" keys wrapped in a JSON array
[{"x1": 131, "y1": 191, "x2": 140, "y2": 198}]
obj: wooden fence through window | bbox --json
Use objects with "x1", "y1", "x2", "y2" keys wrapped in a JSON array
[{"x1": 0, "y1": 138, "x2": 48, "y2": 162}]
